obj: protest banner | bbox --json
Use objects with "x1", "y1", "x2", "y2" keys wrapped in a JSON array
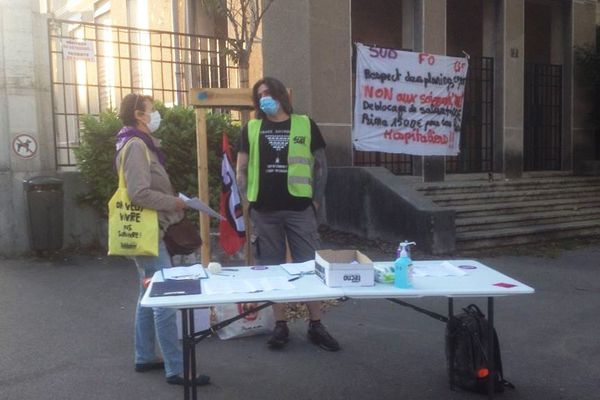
[{"x1": 353, "y1": 43, "x2": 468, "y2": 156}]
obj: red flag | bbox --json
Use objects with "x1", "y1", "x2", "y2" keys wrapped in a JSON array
[{"x1": 219, "y1": 133, "x2": 246, "y2": 255}]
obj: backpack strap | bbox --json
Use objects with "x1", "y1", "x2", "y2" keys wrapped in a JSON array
[{"x1": 387, "y1": 298, "x2": 448, "y2": 323}]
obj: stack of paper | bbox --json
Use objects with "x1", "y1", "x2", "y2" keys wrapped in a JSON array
[
  {"x1": 280, "y1": 260, "x2": 315, "y2": 275},
  {"x1": 162, "y1": 264, "x2": 207, "y2": 280},
  {"x1": 413, "y1": 261, "x2": 467, "y2": 277},
  {"x1": 204, "y1": 277, "x2": 295, "y2": 295}
]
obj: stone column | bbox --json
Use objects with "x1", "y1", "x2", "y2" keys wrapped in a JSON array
[
  {"x1": 568, "y1": 0, "x2": 597, "y2": 171},
  {"x1": 262, "y1": 0, "x2": 353, "y2": 167},
  {"x1": 414, "y1": 0, "x2": 447, "y2": 182},
  {"x1": 402, "y1": 0, "x2": 416, "y2": 51},
  {"x1": 495, "y1": 0, "x2": 524, "y2": 178},
  {"x1": 0, "y1": 0, "x2": 54, "y2": 255}
]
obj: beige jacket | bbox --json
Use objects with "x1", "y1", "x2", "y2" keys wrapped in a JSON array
[{"x1": 115, "y1": 137, "x2": 183, "y2": 237}]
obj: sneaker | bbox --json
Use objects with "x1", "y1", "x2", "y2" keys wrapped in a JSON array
[
  {"x1": 166, "y1": 374, "x2": 211, "y2": 386},
  {"x1": 267, "y1": 322, "x2": 289, "y2": 349},
  {"x1": 135, "y1": 361, "x2": 164, "y2": 372},
  {"x1": 307, "y1": 322, "x2": 340, "y2": 352}
]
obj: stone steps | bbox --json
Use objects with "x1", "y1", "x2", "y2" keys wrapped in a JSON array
[
  {"x1": 432, "y1": 186, "x2": 600, "y2": 207},
  {"x1": 417, "y1": 175, "x2": 600, "y2": 250},
  {"x1": 456, "y1": 207, "x2": 600, "y2": 232},
  {"x1": 456, "y1": 219, "x2": 600, "y2": 250},
  {"x1": 453, "y1": 196, "x2": 600, "y2": 217},
  {"x1": 417, "y1": 175, "x2": 600, "y2": 195}
]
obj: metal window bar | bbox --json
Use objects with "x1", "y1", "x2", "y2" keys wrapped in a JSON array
[
  {"x1": 524, "y1": 63, "x2": 562, "y2": 171},
  {"x1": 48, "y1": 18, "x2": 241, "y2": 167},
  {"x1": 446, "y1": 56, "x2": 494, "y2": 173}
]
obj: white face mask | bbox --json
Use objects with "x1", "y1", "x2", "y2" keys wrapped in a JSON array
[{"x1": 146, "y1": 110, "x2": 161, "y2": 133}]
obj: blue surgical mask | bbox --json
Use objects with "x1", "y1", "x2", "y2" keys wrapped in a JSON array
[
  {"x1": 146, "y1": 110, "x2": 161, "y2": 133},
  {"x1": 259, "y1": 96, "x2": 279, "y2": 116}
]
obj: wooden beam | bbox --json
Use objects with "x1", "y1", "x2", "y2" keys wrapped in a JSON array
[{"x1": 189, "y1": 88, "x2": 254, "y2": 108}]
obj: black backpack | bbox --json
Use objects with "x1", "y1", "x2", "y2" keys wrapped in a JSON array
[{"x1": 445, "y1": 304, "x2": 514, "y2": 394}]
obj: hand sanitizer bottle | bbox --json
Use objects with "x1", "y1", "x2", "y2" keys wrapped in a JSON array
[
  {"x1": 399, "y1": 241, "x2": 416, "y2": 285},
  {"x1": 394, "y1": 248, "x2": 411, "y2": 288}
]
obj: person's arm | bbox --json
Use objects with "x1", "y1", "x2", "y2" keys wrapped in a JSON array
[
  {"x1": 122, "y1": 140, "x2": 185, "y2": 211},
  {"x1": 236, "y1": 151, "x2": 249, "y2": 203},
  {"x1": 312, "y1": 148, "x2": 328, "y2": 210}
]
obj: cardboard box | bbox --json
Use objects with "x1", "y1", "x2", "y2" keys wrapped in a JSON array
[{"x1": 314, "y1": 249, "x2": 374, "y2": 287}]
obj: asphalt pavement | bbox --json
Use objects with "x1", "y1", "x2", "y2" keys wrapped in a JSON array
[{"x1": 1, "y1": 239, "x2": 599, "y2": 400}]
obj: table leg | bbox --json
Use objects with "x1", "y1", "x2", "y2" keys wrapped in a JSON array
[
  {"x1": 181, "y1": 309, "x2": 192, "y2": 400},
  {"x1": 447, "y1": 298, "x2": 454, "y2": 391},
  {"x1": 487, "y1": 297, "x2": 495, "y2": 399},
  {"x1": 189, "y1": 309, "x2": 198, "y2": 400}
]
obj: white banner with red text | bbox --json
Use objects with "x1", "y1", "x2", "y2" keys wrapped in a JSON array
[{"x1": 353, "y1": 43, "x2": 468, "y2": 156}]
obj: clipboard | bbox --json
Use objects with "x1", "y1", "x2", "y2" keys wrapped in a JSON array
[{"x1": 149, "y1": 279, "x2": 202, "y2": 297}]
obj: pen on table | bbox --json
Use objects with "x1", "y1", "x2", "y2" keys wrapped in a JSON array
[
  {"x1": 161, "y1": 268, "x2": 166, "y2": 280},
  {"x1": 222, "y1": 268, "x2": 238, "y2": 271},
  {"x1": 288, "y1": 276, "x2": 301, "y2": 282}
]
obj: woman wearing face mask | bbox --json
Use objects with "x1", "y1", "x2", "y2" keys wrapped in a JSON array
[
  {"x1": 236, "y1": 78, "x2": 339, "y2": 352},
  {"x1": 114, "y1": 94, "x2": 210, "y2": 386}
]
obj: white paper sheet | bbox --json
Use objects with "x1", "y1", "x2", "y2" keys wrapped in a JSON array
[
  {"x1": 179, "y1": 193, "x2": 224, "y2": 220},
  {"x1": 413, "y1": 261, "x2": 467, "y2": 277},
  {"x1": 280, "y1": 260, "x2": 315, "y2": 275},
  {"x1": 204, "y1": 277, "x2": 295, "y2": 295},
  {"x1": 161, "y1": 264, "x2": 208, "y2": 280}
]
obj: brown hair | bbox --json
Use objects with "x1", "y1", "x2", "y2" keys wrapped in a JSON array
[
  {"x1": 252, "y1": 77, "x2": 293, "y2": 119},
  {"x1": 118, "y1": 93, "x2": 153, "y2": 127}
]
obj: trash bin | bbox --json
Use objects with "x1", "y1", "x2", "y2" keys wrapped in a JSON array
[{"x1": 23, "y1": 176, "x2": 64, "y2": 251}]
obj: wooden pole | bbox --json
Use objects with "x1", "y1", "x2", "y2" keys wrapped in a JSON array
[{"x1": 195, "y1": 108, "x2": 211, "y2": 266}]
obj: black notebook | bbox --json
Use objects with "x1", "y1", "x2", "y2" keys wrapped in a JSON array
[{"x1": 149, "y1": 279, "x2": 202, "y2": 297}]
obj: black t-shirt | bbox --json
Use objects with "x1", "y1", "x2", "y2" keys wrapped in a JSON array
[{"x1": 239, "y1": 116, "x2": 326, "y2": 211}]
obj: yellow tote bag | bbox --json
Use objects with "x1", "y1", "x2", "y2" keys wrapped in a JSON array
[{"x1": 107, "y1": 142, "x2": 159, "y2": 256}]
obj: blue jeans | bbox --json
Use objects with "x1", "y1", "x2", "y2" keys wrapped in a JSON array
[{"x1": 133, "y1": 241, "x2": 182, "y2": 377}]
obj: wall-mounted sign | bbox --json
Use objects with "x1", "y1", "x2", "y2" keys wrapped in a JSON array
[
  {"x1": 62, "y1": 39, "x2": 96, "y2": 62},
  {"x1": 12, "y1": 133, "x2": 38, "y2": 159}
]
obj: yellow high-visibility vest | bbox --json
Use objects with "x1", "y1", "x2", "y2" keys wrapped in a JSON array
[{"x1": 247, "y1": 114, "x2": 313, "y2": 201}]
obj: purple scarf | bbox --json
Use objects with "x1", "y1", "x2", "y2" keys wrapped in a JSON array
[{"x1": 114, "y1": 126, "x2": 166, "y2": 167}]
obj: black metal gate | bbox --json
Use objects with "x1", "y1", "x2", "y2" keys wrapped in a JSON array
[
  {"x1": 524, "y1": 63, "x2": 562, "y2": 171},
  {"x1": 48, "y1": 19, "x2": 239, "y2": 167},
  {"x1": 446, "y1": 56, "x2": 494, "y2": 173}
]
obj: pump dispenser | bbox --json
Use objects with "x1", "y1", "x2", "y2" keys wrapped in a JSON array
[{"x1": 394, "y1": 241, "x2": 416, "y2": 289}]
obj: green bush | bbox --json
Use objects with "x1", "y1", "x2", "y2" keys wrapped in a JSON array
[
  {"x1": 74, "y1": 104, "x2": 241, "y2": 219},
  {"x1": 74, "y1": 111, "x2": 121, "y2": 216}
]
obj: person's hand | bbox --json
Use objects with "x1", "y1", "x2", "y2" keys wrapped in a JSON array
[{"x1": 174, "y1": 197, "x2": 187, "y2": 210}]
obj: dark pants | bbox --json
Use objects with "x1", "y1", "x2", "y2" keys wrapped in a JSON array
[{"x1": 250, "y1": 207, "x2": 320, "y2": 265}]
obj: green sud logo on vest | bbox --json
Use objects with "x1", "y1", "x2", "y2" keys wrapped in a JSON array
[{"x1": 293, "y1": 136, "x2": 306, "y2": 145}]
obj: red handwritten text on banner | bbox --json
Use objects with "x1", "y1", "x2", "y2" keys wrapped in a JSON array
[{"x1": 352, "y1": 43, "x2": 468, "y2": 156}]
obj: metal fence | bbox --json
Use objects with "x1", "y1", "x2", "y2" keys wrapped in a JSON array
[
  {"x1": 48, "y1": 18, "x2": 240, "y2": 167},
  {"x1": 524, "y1": 63, "x2": 562, "y2": 171},
  {"x1": 446, "y1": 56, "x2": 494, "y2": 173}
]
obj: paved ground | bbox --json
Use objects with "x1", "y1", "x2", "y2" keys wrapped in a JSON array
[{"x1": 1, "y1": 235, "x2": 599, "y2": 400}]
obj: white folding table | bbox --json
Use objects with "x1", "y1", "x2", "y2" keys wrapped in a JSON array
[{"x1": 141, "y1": 259, "x2": 534, "y2": 400}]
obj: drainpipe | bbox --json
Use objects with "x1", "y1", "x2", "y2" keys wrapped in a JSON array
[{"x1": 172, "y1": 0, "x2": 183, "y2": 105}]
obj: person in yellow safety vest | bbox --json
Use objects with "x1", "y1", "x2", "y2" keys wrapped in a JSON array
[{"x1": 236, "y1": 77, "x2": 339, "y2": 352}]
